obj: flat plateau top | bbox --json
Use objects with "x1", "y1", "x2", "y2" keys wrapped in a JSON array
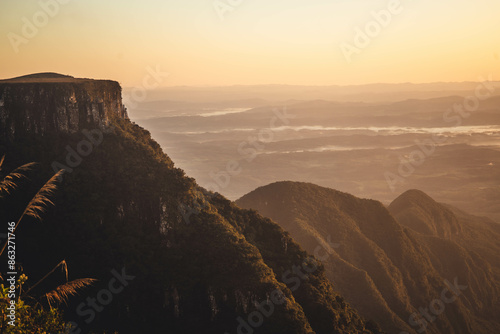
[{"x1": 0, "y1": 73, "x2": 111, "y2": 84}]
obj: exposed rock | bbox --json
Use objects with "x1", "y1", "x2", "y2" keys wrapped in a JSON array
[{"x1": 0, "y1": 73, "x2": 128, "y2": 141}]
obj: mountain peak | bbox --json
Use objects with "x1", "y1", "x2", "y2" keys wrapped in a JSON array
[
  {"x1": 0, "y1": 73, "x2": 120, "y2": 85},
  {"x1": 389, "y1": 189, "x2": 462, "y2": 238},
  {"x1": 8, "y1": 72, "x2": 72, "y2": 79},
  {"x1": 242, "y1": 181, "x2": 350, "y2": 199},
  {"x1": 392, "y1": 189, "x2": 435, "y2": 203},
  {"x1": 0, "y1": 72, "x2": 81, "y2": 83}
]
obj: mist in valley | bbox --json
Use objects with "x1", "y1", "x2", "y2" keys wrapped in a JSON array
[{"x1": 126, "y1": 83, "x2": 500, "y2": 222}]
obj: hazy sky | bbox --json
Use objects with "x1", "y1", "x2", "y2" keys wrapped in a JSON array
[{"x1": 1, "y1": 0, "x2": 499, "y2": 86}]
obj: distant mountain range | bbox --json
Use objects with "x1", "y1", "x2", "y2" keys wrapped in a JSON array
[
  {"x1": 125, "y1": 81, "x2": 500, "y2": 104},
  {"x1": 0, "y1": 74, "x2": 380, "y2": 333},
  {"x1": 2, "y1": 73, "x2": 498, "y2": 334},
  {"x1": 129, "y1": 90, "x2": 500, "y2": 223},
  {"x1": 237, "y1": 182, "x2": 500, "y2": 334}
]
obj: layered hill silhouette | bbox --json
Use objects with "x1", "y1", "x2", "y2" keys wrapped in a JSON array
[
  {"x1": 0, "y1": 74, "x2": 380, "y2": 333},
  {"x1": 237, "y1": 182, "x2": 500, "y2": 334}
]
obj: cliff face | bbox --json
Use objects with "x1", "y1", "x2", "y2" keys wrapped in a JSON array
[{"x1": 0, "y1": 74, "x2": 127, "y2": 141}]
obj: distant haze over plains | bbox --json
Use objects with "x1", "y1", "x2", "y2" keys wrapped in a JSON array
[{"x1": 125, "y1": 82, "x2": 500, "y2": 223}]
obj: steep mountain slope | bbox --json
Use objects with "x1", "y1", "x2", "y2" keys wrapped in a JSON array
[
  {"x1": 443, "y1": 204, "x2": 500, "y2": 277},
  {"x1": 389, "y1": 190, "x2": 462, "y2": 238},
  {"x1": 0, "y1": 74, "x2": 379, "y2": 334},
  {"x1": 388, "y1": 190, "x2": 500, "y2": 319},
  {"x1": 237, "y1": 182, "x2": 500, "y2": 334}
]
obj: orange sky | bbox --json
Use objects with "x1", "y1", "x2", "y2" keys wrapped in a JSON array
[{"x1": 1, "y1": 0, "x2": 499, "y2": 86}]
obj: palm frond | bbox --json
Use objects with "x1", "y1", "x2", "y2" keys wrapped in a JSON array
[
  {"x1": 22, "y1": 169, "x2": 64, "y2": 221},
  {"x1": 44, "y1": 278, "x2": 97, "y2": 306},
  {"x1": 0, "y1": 169, "x2": 64, "y2": 257},
  {"x1": 60, "y1": 260, "x2": 68, "y2": 282},
  {"x1": 0, "y1": 162, "x2": 38, "y2": 197},
  {"x1": 22, "y1": 260, "x2": 68, "y2": 297}
]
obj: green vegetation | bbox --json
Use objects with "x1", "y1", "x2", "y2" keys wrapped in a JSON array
[
  {"x1": 237, "y1": 181, "x2": 500, "y2": 334},
  {"x1": 1, "y1": 116, "x2": 380, "y2": 333},
  {"x1": 0, "y1": 274, "x2": 65, "y2": 334},
  {"x1": 0, "y1": 158, "x2": 96, "y2": 334}
]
